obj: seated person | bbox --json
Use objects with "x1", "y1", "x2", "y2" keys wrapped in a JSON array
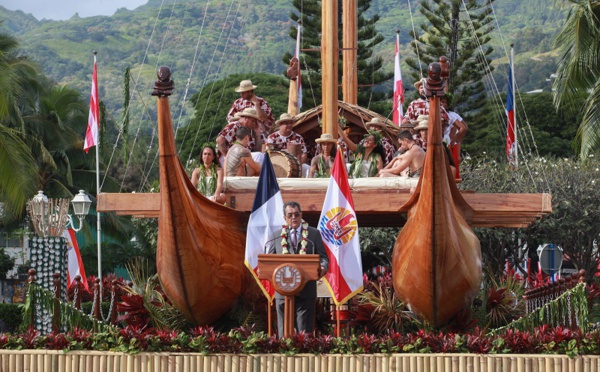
[
  {"x1": 225, "y1": 127, "x2": 262, "y2": 177},
  {"x1": 413, "y1": 115, "x2": 429, "y2": 151},
  {"x1": 361, "y1": 117, "x2": 397, "y2": 166},
  {"x1": 216, "y1": 107, "x2": 264, "y2": 164},
  {"x1": 309, "y1": 133, "x2": 337, "y2": 178},
  {"x1": 191, "y1": 145, "x2": 226, "y2": 203},
  {"x1": 266, "y1": 113, "x2": 308, "y2": 165},
  {"x1": 378, "y1": 130, "x2": 425, "y2": 178},
  {"x1": 339, "y1": 128, "x2": 384, "y2": 178}
]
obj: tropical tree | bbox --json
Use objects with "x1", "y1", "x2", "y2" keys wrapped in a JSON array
[
  {"x1": 406, "y1": 0, "x2": 495, "y2": 115},
  {"x1": 553, "y1": 0, "x2": 600, "y2": 159},
  {"x1": 0, "y1": 31, "x2": 41, "y2": 221},
  {"x1": 282, "y1": 0, "x2": 392, "y2": 113}
]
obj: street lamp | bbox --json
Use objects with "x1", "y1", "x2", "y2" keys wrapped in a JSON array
[
  {"x1": 27, "y1": 190, "x2": 91, "y2": 237},
  {"x1": 69, "y1": 190, "x2": 92, "y2": 232}
]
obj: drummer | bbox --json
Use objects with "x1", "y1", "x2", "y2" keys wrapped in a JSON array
[{"x1": 266, "y1": 113, "x2": 308, "y2": 165}]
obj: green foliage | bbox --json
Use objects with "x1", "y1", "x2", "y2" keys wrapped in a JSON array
[
  {"x1": 406, "y1": 0, "x2": 495, "y2": 115},
  {"x1": 0, "y1": 303, "x2": 23, "y2": 333},
  {"x1": 0, "y1": 248, "x2": 15, "y2": 279}
]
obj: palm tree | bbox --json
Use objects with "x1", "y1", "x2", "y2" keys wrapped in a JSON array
[
  {"x1": 0, "y1": 32, "x2": 41, "y2": 222},
  {"x1": 553, "y1": 0, "x2": 600, "y2": 159}
]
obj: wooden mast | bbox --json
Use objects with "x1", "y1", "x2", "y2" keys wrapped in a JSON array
[
  {"x1": 321, "y1": 0, "x2": 339, "y2": 136},
  {"x1": 342, "y1": 0, "x2": 358, "y2": 104}
]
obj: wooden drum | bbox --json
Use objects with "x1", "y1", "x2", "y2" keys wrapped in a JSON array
[{"x1": 269, "y1": 150, "x2": 301, "y2": 178}]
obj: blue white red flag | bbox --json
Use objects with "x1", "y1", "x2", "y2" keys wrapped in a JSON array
[
  {"x1": 63, "y1": 229, "x2": 89, "y2": 291},
  {"x1": 318, "y1": 149, "x2": 363, "y2": 305},
  {"x1": 295, "y1": 24, "x2": 303, "y2": 110},
  {"x1": 244, "y1": 153, "x2": 285, "y2": 302},
  {"x1": 84, "y1": 56, "x2": 99, "y2": 153},
  {"x1": 393, "y1": 32, "x2": 405, "y2": 125},
  {"x1": 506, "y1": 63, "x2": 516, "y2": 165}
]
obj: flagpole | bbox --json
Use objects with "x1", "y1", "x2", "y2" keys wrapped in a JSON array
[
  {"x1": 94, "y1": 52, "x2": 102, "y2": 292},
  {"x1": 510, "y1": 44, "x2": 518, "y2": 168}
]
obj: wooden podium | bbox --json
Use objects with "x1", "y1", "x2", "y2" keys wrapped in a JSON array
[{"x1": 258, "y1": 254, "x2": 320, "y2": 338}]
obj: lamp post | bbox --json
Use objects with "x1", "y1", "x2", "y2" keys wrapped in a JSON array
[{"x1": 26, "y1": 190, "x2": 91, "y2": 333}]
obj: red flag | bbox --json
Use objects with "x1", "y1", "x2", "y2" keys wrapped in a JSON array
[
  {"x1": 319, "y1": 149, "x2": 363, "y2": 305},
  {"x1": 84, "y1": 55, "x2": 99, "y2": 153},
  {"x1": 63, "y1": 229, "x2": 89, "y2": 291},
  {"x1": 393, "y1": 32, "x2": 405, "y2": 125}
]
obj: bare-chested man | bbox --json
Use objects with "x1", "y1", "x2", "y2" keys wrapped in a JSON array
[{"x1": 378, "y1": 130, "x2": 425, "y2": 178}]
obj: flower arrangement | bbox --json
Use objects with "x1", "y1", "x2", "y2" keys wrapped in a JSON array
[{"x1": 280, "y1": 220, "x2": 309, "y2": 254}]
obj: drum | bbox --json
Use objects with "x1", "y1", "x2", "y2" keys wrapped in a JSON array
[{"x1": 269, "y1": 150, "x2": 301, "y2": 178}]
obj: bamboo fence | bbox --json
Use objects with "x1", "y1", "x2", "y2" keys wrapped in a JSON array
[{"x1": 1, "y1": 351, "x2": 600, "y2": 372}]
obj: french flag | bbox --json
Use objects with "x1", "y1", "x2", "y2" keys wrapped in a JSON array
[
  {"x1": 506, "y1": 62, "x2": 516, "y2": 165},
  {"x1": 295, "y1": 23, "x2": 303, "y2": 110},
  {"x1": 244, "y1": 154, "x2": 285, "y2": 301},
  {"x1": 319, "y1": 149, "x2": 363, "y2": 305}
]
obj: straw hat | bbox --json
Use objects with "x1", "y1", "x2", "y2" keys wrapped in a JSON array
[
  {"x1": 400, "y1": 121, "x2": 416, "y2": 129},
  {"x1": 315, "y1": 133, "x2": 338, "y2": 144},
  {"x1": 275, "y1": 113, "x2": 295, "y2": 126},
  {"x1": 228, "y1": 112, "x2": 242, "y2": 122},
  {"x1": 413, "y1": 78, "x2": 426, "y2": 89},
  {"x1": 238, "y1": 107, "x2": 260, "y2": 120},
  {"x1": 234, "y1": 80, "x2": 257, "y2": 93},
  {"x1": 365, "y1": 117, "x2": 387, "y2": 128},
  {"x1": 414, "y1": 115, "x2": 429, "y2": 131}
]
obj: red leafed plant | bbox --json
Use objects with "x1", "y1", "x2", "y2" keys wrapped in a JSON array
[
  {"x1": 116, "y1": 293, "x2": 150, "y2": 327},
  {"x1": 44, "y1": 332, "x2": 70, "y2": 350}
]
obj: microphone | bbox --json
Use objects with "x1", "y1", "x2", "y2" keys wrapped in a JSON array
[{"x1": 264, "y1": 234, "x2": 282, "y2": 254}]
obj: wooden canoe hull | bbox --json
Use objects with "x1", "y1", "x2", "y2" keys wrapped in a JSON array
[
  {"x1": 156, "y1": 96, "x2": 249, "y2": 325},
  {"x1": 392, "y1": 94, "x2": 482, "y2": 327}
]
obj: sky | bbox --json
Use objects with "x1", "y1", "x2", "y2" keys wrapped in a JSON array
[{"x1": 1, "y1": 0, "x2": 148, "y2": 21}]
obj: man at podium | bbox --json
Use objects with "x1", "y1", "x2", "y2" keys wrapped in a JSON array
[{"x1": 268, "y1": 201, "x2": 329, "y2": 338}]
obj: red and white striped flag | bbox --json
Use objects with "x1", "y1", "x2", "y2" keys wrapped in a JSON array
[
  {"x1": 84, "y1": 55, "x2": 99, "y2": 153},
  {"x1": 63, "y1": 229, "x2": 89, "y2": 291},
  {"x1": 295, "y1": 24, "x2": 303, "y2": 111},
  {"x1": 392, "y1": 32, "x2": 405, "y2": 125},
  {"x1": 318, "y1": 149, "x2": 363, "y2": 305}
]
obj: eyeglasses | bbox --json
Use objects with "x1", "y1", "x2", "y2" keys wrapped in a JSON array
[{"x1": 286, "y1": 212, "x2": 301, "y2": 218}]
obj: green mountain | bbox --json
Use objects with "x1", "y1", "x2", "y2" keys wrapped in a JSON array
[{"x1": 0, "y1": 0, "x2": 566, "y2": 120}]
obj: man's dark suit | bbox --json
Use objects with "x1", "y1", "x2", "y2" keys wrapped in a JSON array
[{"x1": 267, "y1": 225, "x2": 329, "y2": 338}]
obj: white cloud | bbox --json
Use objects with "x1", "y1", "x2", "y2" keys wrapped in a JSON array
[{"x1": 2, "y1": 0, "x2": 148, "y2": 21}]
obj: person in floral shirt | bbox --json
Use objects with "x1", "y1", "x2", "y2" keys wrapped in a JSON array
[
  {"x1": 266, "y1": 113, "x2": 308, "y2": 165},
  {"x1": 226, "y1": 79, "x2": 274, "y2": 134},
  {"x1": 216, "y1": 108, "x2": 264, "y2": 163},
  {"x1": 403, "y1": 79, "x2": 449, "y2": 130}
]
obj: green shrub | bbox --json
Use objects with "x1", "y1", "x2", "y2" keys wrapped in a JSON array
[{"x1": 0, "y1": 303, "x2": 23, "y2": 333}]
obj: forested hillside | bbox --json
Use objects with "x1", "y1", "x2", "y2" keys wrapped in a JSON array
[{"x1": 0, "y1": 0, "x2": 567, "y2": 122}]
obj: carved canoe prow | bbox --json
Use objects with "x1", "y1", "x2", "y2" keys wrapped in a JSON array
[
  {"x1": 154, "y1": 67, "x2": 248, "y2": 325},
  {"x1": 392, "y1": 57, "x2": 482, "y2": 327}
]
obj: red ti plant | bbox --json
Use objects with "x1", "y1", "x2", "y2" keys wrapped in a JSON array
[{"x1": 116, "y1": 293, "x2": 150, "y2": 327}]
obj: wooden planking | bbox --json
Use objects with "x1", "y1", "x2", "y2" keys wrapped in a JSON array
[{"x1": 98, "y1": 191, "x2": 551, "y2": 228}]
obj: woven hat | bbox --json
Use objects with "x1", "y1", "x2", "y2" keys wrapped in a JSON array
[
  {"x1": 238, "y1": 107, "x2": 260, "y2": 120},
  {"x1": 413, "y1": 78, "x2": 426, "y2": 89},
  {"x1": 365, "y1": 117, "x2": 387, "y2": 128},
  {"x1": 414, "y1": 115, "x2": 429, "y2": 131},
  {"x1": 228, "y1": 112, "x2": 242, "y2": 122},
  {"x1": 275, "y1": 113, "x2": 295, "y2": 126},
  {"x1": 235, "y1": 80, "x2": 257, "y2": 93},
  {"x1": 400, "y1": 121, "x2": 416, "y2": 129},
  {"x1": 315, "y1": 133, "x2": 338, "y2": 144}
]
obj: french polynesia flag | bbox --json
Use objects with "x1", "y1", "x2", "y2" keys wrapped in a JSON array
[
  {"x1": 244, "y1": 153, "x2": 285, "y2": 302},
  {"x1": 63, "y1": 229, "x2": 89, "y2": 291},
  {"x1": 318, "y1": 149, "x2": 363, "y2": 305}
]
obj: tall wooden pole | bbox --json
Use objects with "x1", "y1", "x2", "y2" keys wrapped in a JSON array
[
  {"x1": 342, "y1": 0, "x2": 357, "y2": 105},
  {"x1": 321, "y1": 0, "x2": 339, "y2": 136}
]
